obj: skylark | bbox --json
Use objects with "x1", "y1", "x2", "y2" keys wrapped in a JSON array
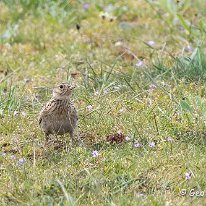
[{"x1": 38, "y1": 83, "x2": 77, "y2": 143}]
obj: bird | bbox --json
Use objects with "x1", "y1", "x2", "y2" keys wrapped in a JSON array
[{"x1": 38, "y1": 83, "x2": 77, "y2": 144}]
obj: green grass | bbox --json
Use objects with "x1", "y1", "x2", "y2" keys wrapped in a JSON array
[{"x1": 1, "y1": 0, "x2": 206, "y2": 205}]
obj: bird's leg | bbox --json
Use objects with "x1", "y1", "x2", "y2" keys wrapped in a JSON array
[
  {"x1": 70, "y1": 131, "x2": 75, "y2": 144},
  {"x1": 44, "y1": 134, "x2": 49, "y2": 148},
  {"x1": 71, "y1": 129, "x2": 84, "y2": 146}
]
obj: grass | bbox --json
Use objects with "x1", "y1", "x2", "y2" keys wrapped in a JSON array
[{"x1": 1, "y1": 0, "x2": 206, "y2": 205}]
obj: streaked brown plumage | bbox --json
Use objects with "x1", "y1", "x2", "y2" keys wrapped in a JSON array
[{"x1": 38, "y1": 83, "x2": 77, "y2": 142}]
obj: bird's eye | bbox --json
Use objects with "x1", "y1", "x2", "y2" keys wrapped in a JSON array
[{"x1": 59, "y1": 84, "x2": 64, "y2": 89}]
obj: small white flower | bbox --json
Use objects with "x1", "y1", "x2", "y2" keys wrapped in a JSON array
[
  {"x1": 149, "y1": 84, "x2": 156, "y2": 88},
  {"x1": 82, "y1": 2, "x2": 89, "y2": 9},
  {"x1": 185, "y1": 171, "x2": 192, "y2": 180},
  {"x1": 10, "y1": 155, "x2": 16, "y2": 160},
  {"x1": 185, "y1": 45, "x2": 193, "y2": 52},
  {"x1": 103, "y1": 90, "x2": 108, "y2": 95},
  {"x1": 14, "y1": 110, "x2": 18, "y2": 116},
  {"x1": 125, "y1": 136, "x2": 130, "y2": 141},
  {"x1": 148, "y1": 89, "x2": 154, "y2": 93},
  {"x1": 86, "y1": 105, "x2": 93, "y2": 111},
  {"x1": 92, "y1": 150, "x2": 98, "y2": 157},
  {"x1": 165, "y1": 136, "x2": 174, "y2": 142},
  {"x1": 135, "y1": 61, "x2": 144, "y2": 67},
  {"x1": 148, "y1": 141, "x2": 155, "y2": 147},
  {"x1": 133, "y1": 142, "x2": 141, "y2": 148},
  {"x1": 118, "y1": 108, "x2": 125, "y2": 113},
  {"x1": 16, "y1": 157, "x2": 27, "y2": 166},
  {"x1": 94, "y1": 91, "x2": 99, "y2": 96},
  {"x1": 21, "y1": 112, "x2": 27, "y2": 117},
  {"x1": 147, "y1": 40, "x2": 155, "y2": 46}
]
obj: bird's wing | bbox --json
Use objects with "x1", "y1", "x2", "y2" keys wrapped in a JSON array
[
  {"x1": 42, "y1": 100, "x2": 57, "y2": 113},
  {"x1": 68, "y1": 103, "x2": 78, "y2": 120},
  {"x1": 38, "y1": 99, "x2": 57, "y2": 125}
]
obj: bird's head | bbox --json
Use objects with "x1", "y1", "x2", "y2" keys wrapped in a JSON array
[{"x1": 52, "y1": 83, "x2": 75, "y2": 99}]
